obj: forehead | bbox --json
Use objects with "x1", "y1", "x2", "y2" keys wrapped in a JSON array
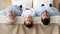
[
  {"x1": 41, "y1": 10, "x2": 50, "y2": 17},
  {"x1": 41, "y1": 10, "x2": 49, "y2": 15},
  {"x1": 25, "y1": 15, "x2": 32, "y2": 18},
  {"x1": 42, "y1": 10, "x2": 48, "y2": 13}
]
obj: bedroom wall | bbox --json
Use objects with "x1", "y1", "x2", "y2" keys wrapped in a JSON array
[
  {"x1": 58, "y1": 0, "x2": 60, "y2": 11},
  {"x1": 0, "y1": 0, "x2": 2, "y2": 10},
  {"x1": 1, "y1": 0, "x2": 12, "y2": 10},
  {"x1": 53, "y1": 0, "x2": 59, "y2": 9}
]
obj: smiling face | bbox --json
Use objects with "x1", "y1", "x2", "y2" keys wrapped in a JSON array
[
  {"x1": 7, "y1": 10, "x2": 15, "y2": 19},
  {"x1": 41, "y1": 10, "x2": 49, "y2": 19},
  {"x1": 24, "y1": 15, "x2": 33, "y2": 28},
  {"x1": 7, "y1": 10, "x2": 16, "y2": 24},
  {"x1": 41, "y1": 10, "x2": 50, "y2": 25}
]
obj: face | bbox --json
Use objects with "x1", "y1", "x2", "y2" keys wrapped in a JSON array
[
  {"x1": 7, "y1": 11, "x2": 15, "y2": 24},
  {"x1": 24, "y1": 15, "x2": 33, "y2": 28},
  {"x1": 41, "y1": 10, "x2": 50, "y2": 25},
  {"x1": 7, "y1": 11, "x2": 15, "y2": 20}
]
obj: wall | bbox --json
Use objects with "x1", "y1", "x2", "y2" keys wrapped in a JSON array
[
  {"x1": 53, "y1": 0, "x2": 59, "y2": 9},
  {"x1": 58, "y1": 0, "x2": 60, "y2": 3},
  {"x1": 1, "y1": 0, "x2": 12, "y2": 10},
  {"x1": 0, "y1": 0, "x2": 2, "y2": 10}
]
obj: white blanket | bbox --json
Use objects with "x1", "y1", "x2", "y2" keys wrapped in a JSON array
[
  {"x1": 0, "y1": 15, "x2": 60, "y2": 24},
  {"x1": 0, "y1": 15, "x2": 59, "y2": 34},
  {"x1": 37, "y1": 23, "x2": 59, "y2": 34}
]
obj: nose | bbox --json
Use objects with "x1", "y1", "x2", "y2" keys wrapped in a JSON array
[
  {"x1": 27, "y1": 18, "x2": 30, "y2": 21},
  {"x1": 42, "y1": 15, "x2": 48, "y2": 19},
  {"x1": 9, "y1": 12, "x2": 15, "y2": 17}
]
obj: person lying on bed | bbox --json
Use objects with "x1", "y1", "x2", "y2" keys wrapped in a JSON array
[
  {"x1": 6, "y1": 10, "x2": 16, "y2": 24},
  {"x1": 37, "y1": 10, "x2": 59, "y2": 34},
  {"x1": 36, "y1": 6, "x2": 59, "y2": 16},
  {"x1": 0, "y1": 5, "x2": 22, "y2": 16},
  {"x1": 19, "y1": 9, "x2": 38, "y2": 34}
]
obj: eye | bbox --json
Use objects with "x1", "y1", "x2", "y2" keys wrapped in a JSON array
[
  {"x1": 41, "y1": 4, "x2": 44, "y2": 7},
  {"x1": 49, "y1": 4, "x2": 52, "y2": 7}
]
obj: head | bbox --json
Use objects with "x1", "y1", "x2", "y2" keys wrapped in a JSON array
[
  {"x1": 7, "y1": 10, "x2": 15, "y2": 20},
  {"x1": 24, "y1": 15, "x2": 33, "y2": 28},
  {"x1": 22, "y1": 9, "x2": 36, "y2": 28},
  {"x1": 41, "y1": 10, "x2": 50, "y2": 25},
  {"x1": 7, "y1": 10, "x2": 16, "y2": 24}
]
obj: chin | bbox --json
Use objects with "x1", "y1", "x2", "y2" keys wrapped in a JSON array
[{"x1": 7, "y1": 18, "x2": 16, "y2": 25}]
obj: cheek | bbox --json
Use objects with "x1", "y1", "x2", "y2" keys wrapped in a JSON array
[
  {"x1": 30, "y1": 19, "x2": 32, "y2": 21},
  {"x1": 25, "y1": 18, "x2": 29, "y2": 22},
  {"x1": 24, "y1": 19, "x2": 27, "y2": 22}
]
